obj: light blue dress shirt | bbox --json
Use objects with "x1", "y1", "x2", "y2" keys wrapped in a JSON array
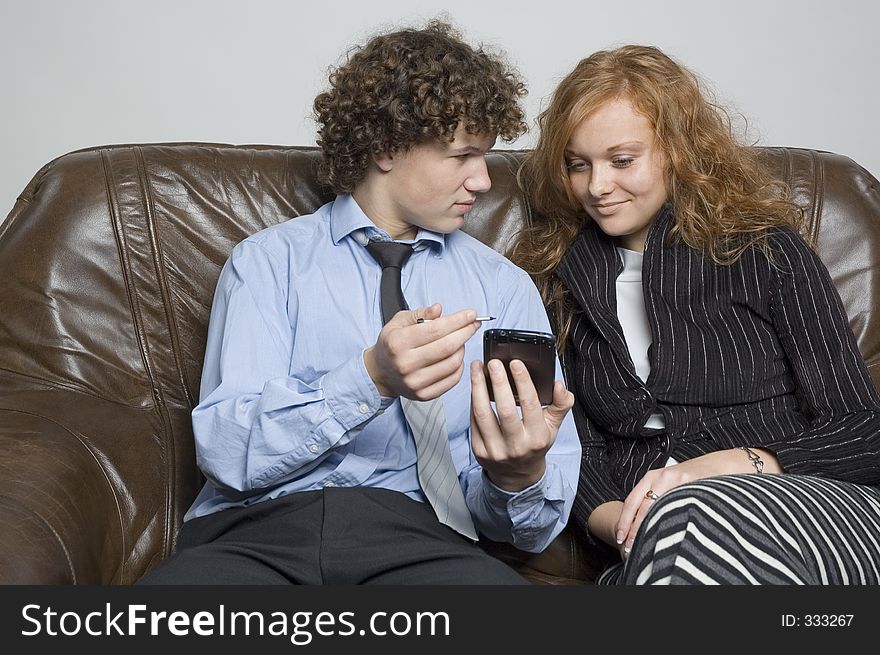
[{"x1": 186, "y1": 194, "x2": 581, "y2": 552}]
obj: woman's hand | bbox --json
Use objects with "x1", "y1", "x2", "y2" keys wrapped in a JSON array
[{"x1": 616, "y1": 448, "x2": 777, "y2": 558}]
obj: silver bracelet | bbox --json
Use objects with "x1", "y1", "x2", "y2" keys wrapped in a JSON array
[{"x1": 739, "y1": 446, "x2": 764, "y2": 474}]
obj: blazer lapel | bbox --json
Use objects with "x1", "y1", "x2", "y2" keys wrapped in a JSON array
[{"x1": 556, "y1": 223, "x2": 634, "y2": 367}]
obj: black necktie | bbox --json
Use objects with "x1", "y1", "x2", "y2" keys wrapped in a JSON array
[
  {"x1": 364, "y1": 240, "x2": 478, "y2": 540},
  {"x1": 365, "y1": 241, "x2": 413, "y2": 323}
]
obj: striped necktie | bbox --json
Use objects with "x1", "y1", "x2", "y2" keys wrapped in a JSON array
[{"x1": 365, "y1": 240, "x2": 478, "y2": 540}]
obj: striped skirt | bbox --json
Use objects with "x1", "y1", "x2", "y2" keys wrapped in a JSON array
[{"x1": 597, "y1": 474, "x2": 880, "y2": 585}]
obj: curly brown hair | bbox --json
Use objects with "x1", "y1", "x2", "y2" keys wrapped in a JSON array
[
  {"x1": 313, "y1": 20, "x2": 527, "y2": 194},
  {"x1": 510, "y1": 45, "x2": 804, "y2": 349}
]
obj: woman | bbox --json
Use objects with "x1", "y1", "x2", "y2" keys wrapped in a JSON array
[{"x1": 511, "y1": 45, "x2": 880, "y2": 584}]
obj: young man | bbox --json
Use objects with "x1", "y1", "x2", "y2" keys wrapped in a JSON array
[{"x1": 139, "y1": 20, "x2": 580, "y2": 585}]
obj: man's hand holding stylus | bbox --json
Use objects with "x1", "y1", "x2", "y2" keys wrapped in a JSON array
[{"x1": 364, "y1": 303, "x2": 481, "y2": 400}]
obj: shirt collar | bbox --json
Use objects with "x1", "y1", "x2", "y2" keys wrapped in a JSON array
[{"x1": 329, "y1": 194, "x2": 446, "y2": 253}]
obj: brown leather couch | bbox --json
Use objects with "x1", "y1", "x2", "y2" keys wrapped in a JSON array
[{"x1": 1, "y1": 143, "x2": 878, "y2": 584}]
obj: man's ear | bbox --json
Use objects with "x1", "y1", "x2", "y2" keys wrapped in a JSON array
[{"x1": 373, "y1": 151, "x2": 394, "y2": 172}]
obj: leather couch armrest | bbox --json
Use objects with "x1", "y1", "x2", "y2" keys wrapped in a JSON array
[{"x1": 0, "y1": 407, "x2": 124, "y2": 584}]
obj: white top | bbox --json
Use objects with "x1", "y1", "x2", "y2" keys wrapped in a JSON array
[{"x1": 615, "y1": 247, "x2": 665, "y2": 432}]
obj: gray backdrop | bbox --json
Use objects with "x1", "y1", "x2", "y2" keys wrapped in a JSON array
[{"x1": 2, "y1": 0, "x2": 878, "y2": 219}]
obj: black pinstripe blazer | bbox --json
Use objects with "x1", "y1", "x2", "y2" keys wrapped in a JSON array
[{"x1": 556, "y1": 207, "x2": 880, "y2": 549}]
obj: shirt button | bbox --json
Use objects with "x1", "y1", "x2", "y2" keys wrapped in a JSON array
[
  {"x1": 358, "y1": 402, "x2": 370, "y2": 414},
  {"x1": 308, "y1": 443, "x2": 319, "y2": 454},
  {"x1": 324, "y1": 481, "x2": 336, "y2": 488}
]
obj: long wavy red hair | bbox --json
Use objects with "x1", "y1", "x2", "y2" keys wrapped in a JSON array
[{"x1": 510, "y1": 45, "x2": 803, "y2": 348}]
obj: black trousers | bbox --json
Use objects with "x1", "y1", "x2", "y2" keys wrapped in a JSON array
[{"x1": 138, "y1": 487, "x2": 527, "y2": 585}]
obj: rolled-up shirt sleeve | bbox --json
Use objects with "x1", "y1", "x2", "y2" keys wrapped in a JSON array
[{"x1": 192, "y1": 240, "x2": 384, "y2": 493}]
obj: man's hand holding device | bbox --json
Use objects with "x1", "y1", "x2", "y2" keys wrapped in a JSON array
[{"x1": 469, "y1": 327, "x2": 574, "y2": 492}]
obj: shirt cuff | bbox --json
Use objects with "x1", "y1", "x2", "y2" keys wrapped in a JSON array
[
  {"x1": 482, "y1": 468, "x2": 558, "y2": 517},
  {"x1": 321, "y1": 352, "x2": 387, "y2": 430}
]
